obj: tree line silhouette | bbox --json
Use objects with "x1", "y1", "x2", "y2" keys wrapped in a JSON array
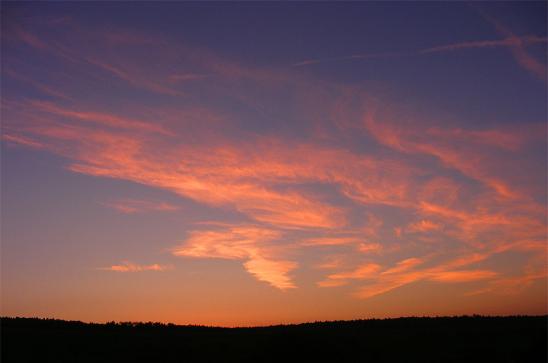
[{"x1": 1, "y1": 315, "x2": 546, "y2": 362}]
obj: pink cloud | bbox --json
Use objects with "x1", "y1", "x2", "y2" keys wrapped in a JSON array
[
  {"x1": 320, "y1": 253, "x2": 502, "y2": 299},
  {"x1": 352, "y1": 266, "x2": 498, "y2": 299},
  {"x1": 406, "y1": 220, "x2": 442, "y2": 234},
  {"x1": 476, "y1": 11, "x2": 547, "y2": 80},
  {"x1": 429, "y1": 270, "x2": 497, "y2": 283},
  {"x1": 381, "y1": 258, "x2": 425, "y2": 275},
  {"x1": 100, "y1": 261, "x2": 171, "y2": 272},
  {"x1": 4, "y1": 69, "x2": 72, "y2": 100},
  {"x1": 301, "y1": 236, "x2": 361, "y2": 247},
  {"x1": 29, "y1": 100, "x2": 172, "y2": 135},
  {"x1": 4, "y1": 19, "x2": 545, "y2": 303},
  {"x1": 85, "y1": 58, "x2": 185, "y2": 97},
  {"x1": 244, "y1": 258, "x2": 297, "y2": 291},
  {"x1": 2, "y1": 134, "x2": 44, "y2": 149},
  {"x1": 420, "y1": 35, "x2": 546, "y2": 54},
  {"x1": 314, "y1": 255, "x2": 347, "y2": 270},
  {"x1": 318, "y1": 263, "x2": 381, "y2": 287},
  {"x1": 292, "y1": 52, "x2": 403, "y2": 67},
  {"x1": 293, "y1": 28, "x2": 546, "y2": 78},
  {"x1": 102, "y1": 199, "x2": 179, "y2": 214},
  {"x1": 357, "y1": 243, "x2": 383, "y2": 254},
  {"x1": 168, "y1": 73, "x2": 212, "y2": 83},
  {"x1": 173, "y1": 225, "x2": 297, "y2": 290},
  {"x1": 363, "y1": 114, "x2": 535, "y2": 200}
]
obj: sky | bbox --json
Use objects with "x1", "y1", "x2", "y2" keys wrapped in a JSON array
[{"x1": 1, "y1": 2, "x2": 546, "y2": 327}]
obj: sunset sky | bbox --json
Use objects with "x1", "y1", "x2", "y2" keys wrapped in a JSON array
[{"x1": 1, "y1": 2, "x2": 546, "y2": 327}]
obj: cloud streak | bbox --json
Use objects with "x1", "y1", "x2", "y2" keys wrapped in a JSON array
[
  {"x1": 293, "y1": 22, "x2": 546, "y2": 80},
  {"x1": 102, "y1": 199, "x2": 179, "y2": 214},
  {"x1": 2, "y1": 17, "x2": 545, "y2": 300},
  {"x1": 100, "y1": 261, "x2": 171, "y2": 272},
  {"x1": 319, "y1": 255, "x2": 499, "y2": 300},
  {"x1": 173, "y1": 225, "x2": 297, "y2": 290}
]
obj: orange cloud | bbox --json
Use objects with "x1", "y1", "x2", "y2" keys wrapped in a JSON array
[
  {"x1": 100, "y1": 261, "x2": 171, "y2": 272},
  {"x1": 29, "y1": 100, "x2": 172, "y2": 135},
  {"x1": 4, "y1": 19, "x2": 545, "y2": 305},
  {"x1": 10, "y1": 119, "x2": 347, "y2": 230},
  {"x1": 406, "y1": 220, "x2": 442, "y2": 233},
  {"x1": 429, "y1": 270, "x2": 497, "y2": 282},
  {"x1": 301, "y1": 236, "x2": 360, "y2": 246},
  {"x1": 465, "y1": 271, "x2": 547, "y2": 296},
  {"x1": 322, "y1": 253, "x2": 500, "y2": 299},
  {"x1": 382, "y1": 258, "x2": 425, "y2": 275},
  {"x1": 352, "y1": 267, "x2": 498, "y2": 299},
  {"x1": 314, "y1": 255, "x2": 347, "y2": 270},
  {"x1": 8, "y1": 81, "x2": 542, "y2": 301},
  {"x1": 363, "y1": 114, "x2": 537, "y2": 200},
  {"x1": 102, "y1": 199, "x2": 179, "y2": 214},
  {"x1": 357, "y1": 243, "x2": 383, "y2": 254},
  {"x1": 318, "y1": 263, "x2": 381, "y2": 287},
  {"x1": 317, "y1": 279, "x2": 349, "y2": 288},
  {"x1": 243, "y1": 258, "x2": 297, "y2": 291},
  {"x1": 444, "y1": 253, "x2": 490, "y2": 269},
  {"x1": 173, "y1": 225, "x2": 297, "y2": 290},
  {"x1": 354, "y1": 273, "x2": 423, "y2": 299}
]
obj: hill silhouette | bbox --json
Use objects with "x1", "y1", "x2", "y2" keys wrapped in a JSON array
[{"x1": 1, "y1": 315, "x2": 546, "y2": 362}]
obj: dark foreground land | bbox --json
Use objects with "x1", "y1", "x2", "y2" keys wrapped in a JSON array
[{"x1": 1, "y1": 316, "x2": 547, "y2": 363}]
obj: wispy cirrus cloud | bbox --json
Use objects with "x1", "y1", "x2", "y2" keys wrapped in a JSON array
[
  {"x1": 28, "y1": 100, "x2": 173, "y2": 135},
  {"x1": 100, "y1": 261, "x2": 171, "y2": 272},
  {"x1": 354, "y1": 268, "x2": 499, "y2": 300},
  {"x1": 293, "y1": 16, "x2": 546, "y2": 81},
  {"x1": 2, "y1": 134, "x2": 44, "y2": 149},
  {"x1": 3, "y1": 68, "x2": 73, "y2": 101},
  {"x1": 292, "y1": 52, "x2": 404, "y2": 67},
  {"x1": 476, "y1": 9, "x2": 547, "y2": 80},
  {"x1": 363, "y1": 113, "x2": 540, "y2": 199},
  {"x1": 292, "y1": 34, "x2": 546, "y2": 69},
  {"x1": 2, "y1": 17, "x2": 545, "y2": 299},
  {"x1": 406, "y1": 220, "x2": 442, "y2": 234},
  {"x1": 419, "y1": 35, "x2": 546, "y2": 54},
  {"x1": 173, "y1": 225, "x2": 297, "y2": 290},
  {"x1": 168, "y1": 73, "x2": 212, "y2": 83},
  {"x1": 319, "y1": 255, "x2": 499, "y2": 299},
  {"x1": 102, "y1": 199, "x2": 179, "y2": 214}
]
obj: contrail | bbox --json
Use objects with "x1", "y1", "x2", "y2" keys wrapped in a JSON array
[{"x1": 293, "y1": 35, "x2": 546, "y2": 68}]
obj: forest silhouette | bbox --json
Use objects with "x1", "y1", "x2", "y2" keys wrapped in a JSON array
[{"x1": 1, "y1": 315, "x2": 546, "y2": 362}]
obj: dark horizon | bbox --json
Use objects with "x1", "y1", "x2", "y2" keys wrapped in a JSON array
[
  {"x1": 2, "y1": 314, "x2": 548, "y2": 329},
  {"x1": 3, "y1": 315, "x2": 546, "y2": 362}
]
